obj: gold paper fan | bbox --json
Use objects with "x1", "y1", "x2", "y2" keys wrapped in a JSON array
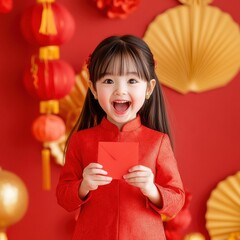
[
  {"x1": 206, "y1": 171, "x2": 240, "y2": 240},
  {"x1": 47, "y1": 64, "x2": 89, "y2": 165},
  {"x1": 143, "y1": 1, "x2": 240, "y2": 94}
]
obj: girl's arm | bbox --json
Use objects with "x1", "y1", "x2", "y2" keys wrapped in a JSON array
[
  {"x1": 56, "y1": 134, "x2": 86, "y2": 212},
  {"x1": 152, "y1": 134, "x2": 185, "y2": 217},
  {"x1": 56, "y1": 134, "x2": 112, "y2": 211},
  {"x1": 124, "y1": 134, "x2": 185, "y2": 217}
]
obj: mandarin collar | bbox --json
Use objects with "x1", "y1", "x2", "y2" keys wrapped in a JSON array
[{"x1": 100, "y1": 115, "x2": 141, "y2": 132}]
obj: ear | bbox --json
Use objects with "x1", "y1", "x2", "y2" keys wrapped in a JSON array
[
  {"x1": 88, "y1": 80, "x2": 98, "y2": 99},
  {"x1": 146, "y1": 79, "x2": 156, "y2": 99}
]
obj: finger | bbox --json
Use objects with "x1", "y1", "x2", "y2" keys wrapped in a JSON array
[
  {"x1": 125, "y1": 177, "x2": 149, "y2": 184},
  {"x1": 86, "y1": 162, "x2": 103, "y2": 169},
  {"x1": 128, "y1": 165, "x2": 152, "y2": 173},
  {"x1": 123, "y1": 171, "x2": 152, "y2": 179},
  {"x1": 84, "y1": 168, "x2": 108, "y2": 176},
  {"x1": 94, "y1": 180, "x2": 112, "y2": 186},
  {"x1": 92, "y1": 175, "x2": 112, "y2": 182}
]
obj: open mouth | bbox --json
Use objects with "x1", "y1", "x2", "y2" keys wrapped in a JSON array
[{"x1": 113, "y1": 100, "x2": 131, "y2": 113}]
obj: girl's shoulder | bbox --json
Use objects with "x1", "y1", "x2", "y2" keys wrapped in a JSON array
[
  {"x1": 141, "y1": 124, "x2": 165, "y2": 137},
  {"x1": 140, "y1": 125, "x2": 172, "y2": 149},
  {"x1": 140, "y1": 124, "x2": 169, "y2": 142}
]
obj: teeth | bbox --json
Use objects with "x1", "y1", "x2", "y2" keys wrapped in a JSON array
[{"x1": 114, "y1": 100, "x2": 128, "y2": 103}]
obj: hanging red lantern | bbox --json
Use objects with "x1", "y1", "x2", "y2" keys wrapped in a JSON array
[
  {"x1": 24, "y1": 46, "x2": 75, "y2": 101},
  {"x1": 32, "y1": 114, "x2": 66, "y2": 142},
  {"x1": 20, "y1": 0, "x2": 75, "y2": 46},
  {"x1": 32, "y1": 114, "x2": 66, "y2": 190},
  {"x1": 0, "y1": 0, "x2": 13, "y2": 13}
]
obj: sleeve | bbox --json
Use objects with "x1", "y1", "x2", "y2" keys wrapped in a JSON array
[
  {"x1": 56, "y1": 132, "x2": 91, "y2": 212},
  {"x1": 147, "y1": 134, "x2": 185, "y2": 218}
]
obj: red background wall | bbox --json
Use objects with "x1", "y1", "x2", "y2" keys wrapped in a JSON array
[{"x1": 0, "y1": 0, "x2": 239, "y2": 239}]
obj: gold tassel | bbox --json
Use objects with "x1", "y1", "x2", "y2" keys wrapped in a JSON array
[
  {"x1": 41, "y1": 148, "x2": 51, "y2": 190},
  {"x1": 39, "y1": 1, "x2": 57, "y2": 35}
]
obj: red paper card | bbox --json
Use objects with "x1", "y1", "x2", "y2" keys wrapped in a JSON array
[{"x1": 98, "y1": 142, "x2": 139, "y2": 179}]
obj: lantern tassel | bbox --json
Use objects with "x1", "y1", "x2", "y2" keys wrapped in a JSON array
[
  {"x1": 41, "y1": 148, "x2": 51, "y2": 190},
  {"x1": 39, "y1": 2, "x2": 57, "y2": 35}
]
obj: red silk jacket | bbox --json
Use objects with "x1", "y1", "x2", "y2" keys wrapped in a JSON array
[{"x1": 56, "y1": 116, "x2": 185, "y2": 240}]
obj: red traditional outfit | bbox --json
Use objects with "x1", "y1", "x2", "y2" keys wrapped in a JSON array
[{"x1": 56, "y1": 116, "x2": 185, "y2": 240}]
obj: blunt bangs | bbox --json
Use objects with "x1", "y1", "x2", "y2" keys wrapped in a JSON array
[{"x1": 90, "y1": 42, "x2": 151, "y2": 84}]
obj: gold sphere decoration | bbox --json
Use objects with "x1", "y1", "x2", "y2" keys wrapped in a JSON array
[
  {"x1": 184, "y1": 232, "x2": 205, "y2": 240},
  {"x1": 0, "y1": 168, "x2": 29, "y2": 240}
]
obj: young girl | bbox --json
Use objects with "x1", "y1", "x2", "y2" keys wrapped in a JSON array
[{"x1": 56, "y1": 35, "x2": 185, "y2": 240}]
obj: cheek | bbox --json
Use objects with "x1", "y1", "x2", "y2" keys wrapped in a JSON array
[
  {"x1": 131, "y1": 88, "x2": 147, "y2": 104},
  {"x1": 96, "y1": 89, "x2": 110, "y2": 109}
]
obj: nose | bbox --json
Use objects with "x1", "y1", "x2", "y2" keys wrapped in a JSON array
[{"x1": 113, "y1": 82, "x2": 127, "y2": 96}]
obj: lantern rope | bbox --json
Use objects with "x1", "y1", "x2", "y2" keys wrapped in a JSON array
[{"x1": 39, "y1": 2, "x2": 57, "y2": 35}]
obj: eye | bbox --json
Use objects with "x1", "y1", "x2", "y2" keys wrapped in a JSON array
[
  {"x1": 103, "y1": 79, "x2": 114, "y2": 84},
  {"x1": 128, "y1": 78, "x2": 138, "y2": 84}
]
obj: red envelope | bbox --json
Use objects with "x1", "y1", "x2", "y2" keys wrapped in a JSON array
[{"x1": 98, "y1": 142, "x2": 139, "y2": 179}]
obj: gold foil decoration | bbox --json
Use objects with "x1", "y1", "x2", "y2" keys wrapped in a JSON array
[
  {"x1": 205, "y1": 171, "x2": 240, "y2": 240},
  {"x1": 143, "y1": 0, "x2": 240, "y2": 94}
]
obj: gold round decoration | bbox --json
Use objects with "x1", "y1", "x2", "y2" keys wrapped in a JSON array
[
  {"x1": 143, "y1": 0, "x2": 240, "y2": 94},
  {"x1": 47, "y1": 64, "x2": 89, "y2": 165},
  {"x1": 184, "y1": 232, "x2": 205, "y2": 240},
  {"x1": 205, "y1": 171, "x2": 240, "y2": 240},
  {"x1": 0, "y1": 168, "x2": 29, "y2": 240},
  {"x1": 227, "y1": 232, "x2": 240, "y2": 240}
]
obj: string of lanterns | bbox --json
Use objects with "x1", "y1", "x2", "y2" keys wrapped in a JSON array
[{"x1": 21, "y1": 0, "x2": 76, "y2": 190}]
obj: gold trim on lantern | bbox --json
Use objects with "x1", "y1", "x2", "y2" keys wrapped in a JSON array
[
  {"x1": 30, "y1": 55, "x2": 39, "y2": 89},
  {"x1": 39, "y1": 46, "x2": 60, "y2": 60},
  {"x1": 40, "y1": 100, "x2": 59, "y2": 114}
]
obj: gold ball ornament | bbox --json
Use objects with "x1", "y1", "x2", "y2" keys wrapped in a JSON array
[
  {"x1": 0, "y1": 168, "x2": 29, "y2": 240},
  {"x1": 184, "y1": 232, "x2": 205, "y2": 240}
]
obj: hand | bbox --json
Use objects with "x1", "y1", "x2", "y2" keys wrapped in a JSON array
[
  {"x1": 123, "y1": 165, "x2": 155, "y2": 196},
  {"x1": 79, "y1": 163, "x2": 112, "y2": 199},
  {"x1": 123, "y1": 165, "x2": 162, "y2": 207}
]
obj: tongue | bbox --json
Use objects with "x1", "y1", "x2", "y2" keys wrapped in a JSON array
[{"x1": 114, "y1": 102, "x2": 129, "y2": 112}]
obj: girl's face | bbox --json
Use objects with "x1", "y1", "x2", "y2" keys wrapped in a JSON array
[{"x1": 89, "y1": 58, "x2": 155, "y2": 129}]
